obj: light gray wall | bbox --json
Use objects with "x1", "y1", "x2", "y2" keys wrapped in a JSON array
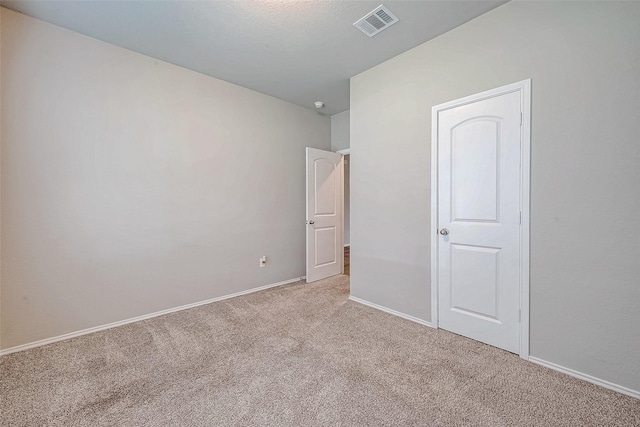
[
  {"x1": 330, "y1": 110, "x2": 350, "y2": 152},
  {"x1": 0, "y1": 8, "x2": 330, "y2": 349},
  {"x1": 350, "y1": 1, "x2": 640, "y2": 392}
]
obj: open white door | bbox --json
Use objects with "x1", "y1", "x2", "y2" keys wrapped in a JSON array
[
  {"x1": 432, "y1": 80, "x2": 531, "y2": 356},
  {"x1": 306, "y1": 147, "x2": 343, "y2": 283}
]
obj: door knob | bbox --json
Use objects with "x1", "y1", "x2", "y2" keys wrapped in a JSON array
[
  {"x1": 309, "y1": 220, "x2": 315, "y2": 225},
  {"x1": 439, "y1": 228, "x2": 449, "y2": 236}
]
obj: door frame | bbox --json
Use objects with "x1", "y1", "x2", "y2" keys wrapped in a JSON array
[
  {"x1": 336, "y1": 149, "x2": 349, "y2": 271},
  {"x1": 430, "y1": 79, "x2": 531, "y2": 359},
  {"x1": 336, "y1": 150, "x2": 347, "y2": 274}
]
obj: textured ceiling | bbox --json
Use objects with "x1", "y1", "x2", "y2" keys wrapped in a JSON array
[{"x1": 1, "y1": 0, "x2": 507, "y2": 115}]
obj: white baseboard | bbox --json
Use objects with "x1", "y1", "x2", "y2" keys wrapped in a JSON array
[
  {"x1": 0, "y1": 276, "x2": 305, "y2": 357},
  {"x1": 348, "y1": 296, "x2": 435, "y2": 328},
  {"x1": 529, "y1": 356, "x2": 639, "y2": 399}
]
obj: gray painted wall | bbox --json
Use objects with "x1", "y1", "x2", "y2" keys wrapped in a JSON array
[
  {"x1": 350, "y1": 1, "x2": 640, "y2": 392},
  {"x1": 1, "y1": 8, "x2": 330, "y2": 349},
  {"x1": 330, "y1": 110, "x2": 350, "y2": 152}
]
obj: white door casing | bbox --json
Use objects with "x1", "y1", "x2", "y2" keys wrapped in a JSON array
[
  {"x1": 431, "y1": 80, "x2": 531, "y2": 358},
  {"x1": 306, "y1": 147, "x2": 344, "y2": 283}
]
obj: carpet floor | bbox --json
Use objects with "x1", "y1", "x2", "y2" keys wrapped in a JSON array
[{"x1": 1, "y1": 275, "x2": 638, "y2": 426}]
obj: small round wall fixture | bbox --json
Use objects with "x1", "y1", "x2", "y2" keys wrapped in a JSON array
[{"x1": 314, "y1": 101, "x2": 324, "y2": 109}]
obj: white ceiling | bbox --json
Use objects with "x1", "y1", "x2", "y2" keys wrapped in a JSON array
[{"x1": 1, "y1": 0, "x2": 507, "y2": 115}]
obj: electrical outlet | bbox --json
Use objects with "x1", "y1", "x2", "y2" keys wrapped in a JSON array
[{"x1": 260, "y1": 256, "x2": 267, "y2": 268}]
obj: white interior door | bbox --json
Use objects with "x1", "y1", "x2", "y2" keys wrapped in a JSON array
[
  {"x1": 306, "y1": 147, "x2": 343, "y2": 283},
  {"x1": 436, "y1": 89, "x2": 523, "y2": 353}
]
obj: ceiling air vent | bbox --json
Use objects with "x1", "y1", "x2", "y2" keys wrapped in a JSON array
[{"x1": 353, "y1": 5, "x2": 399, "y2": 38}]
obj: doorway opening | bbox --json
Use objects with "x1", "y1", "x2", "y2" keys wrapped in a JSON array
[{"x1": 344, "y1": 153, "x2": 350, "y2": 276}]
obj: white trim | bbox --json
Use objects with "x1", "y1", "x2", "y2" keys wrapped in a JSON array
[
  {"x1": 344, "y1": 244, "x2": 350, "y2": 248},
  {"x1": 430, "y1": 79, "x2": 532, "y2": 359},
  {"x1": 0, "y1": 277, "x2": 305, "y2": 356},
  {"x1": 336, "y1": 148, "x2": 350, "y2": 155},
  {"x1": 519, "y1": 80, "x2": 532, "y2": 359},
  {"x1": 349, "y1": 296, "x2": 435, "y2": 328},
  {"x1": 340, "y1": 155, "x2": 345, "y2": 274},
  {"x1": 430, "y1": 100, "x2": 439, "y2": 329},
  {"x1": 529, "y1": 356, "x2": 640, "y2": 400}
]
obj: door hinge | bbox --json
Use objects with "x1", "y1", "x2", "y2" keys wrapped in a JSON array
[
  {"x1": 520, "y1": 112, "x2": 523, "y2": 126},
  {"x1": 518, "y1": 309, "x2": 522, "y2": 323},
  {"x1": 519, "y1": 211, "x2": 522, "y2": 225}
]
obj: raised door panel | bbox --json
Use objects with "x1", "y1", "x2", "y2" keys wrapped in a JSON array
[
  {"x1": 450, "y1": 244, "x2": 501, "y2": 322},
  {"x1": 451, "y1": 120, "x2": 500, "y2": 223},
  {"x1": 314, "y1": 159, "x2": 337, "y2": 216},
  {"x1": 314, "y1": 226, "x2": 337, "y2": 267}
]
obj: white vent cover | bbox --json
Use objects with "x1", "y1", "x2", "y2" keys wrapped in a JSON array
[{"x1": 353, "y1": 5, "x2": 399, "y2": 38}]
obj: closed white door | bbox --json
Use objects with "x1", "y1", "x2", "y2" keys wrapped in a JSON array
[
  {"x1": 436, "y1": 90, "x2": 522, "y2": 353},
  {"x1": 306, "y1": 147, "x2": 343, "y2": 283}
]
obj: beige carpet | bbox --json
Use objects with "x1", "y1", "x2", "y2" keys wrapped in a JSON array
[{"x1": 1, "y1": 275, "x2": 638, "y2": 426}]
